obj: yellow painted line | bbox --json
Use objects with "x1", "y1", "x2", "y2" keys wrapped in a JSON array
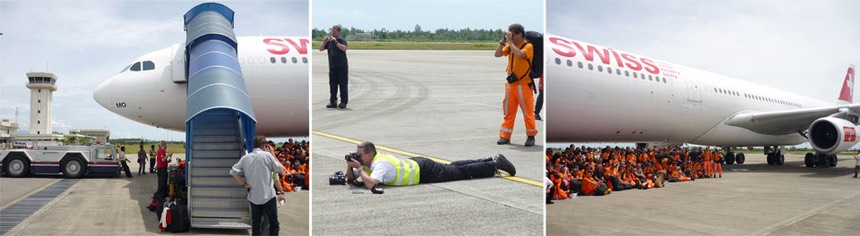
[{"x1": 314, "y1": 130, "x2": 542, "y2": 187}]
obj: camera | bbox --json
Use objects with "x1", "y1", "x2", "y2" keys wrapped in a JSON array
[
  {"x1": 329, "y1": 171, "x2": 347, "y2": 185},
  {"x1": 345, "y1": 152, "x2": 362, "y2": 163}
]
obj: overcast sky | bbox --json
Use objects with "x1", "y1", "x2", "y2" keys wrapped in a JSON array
[
  {"x1": 546, "y1": 0, "x2": 860, "y2": 148},
  {"x1": 313, "y1": 0, "x2": 543, "y2": 32},
  {"x1": 0, "y1": 0, "x2": 308, "y2": 141}
]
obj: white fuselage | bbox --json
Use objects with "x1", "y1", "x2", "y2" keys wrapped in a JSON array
[
  {"x1": 546, "y1": 34, "x2": 830, "y2": 146},
  {"x1": 93, "y1": 36, "x2": 309, "y2": 137}
]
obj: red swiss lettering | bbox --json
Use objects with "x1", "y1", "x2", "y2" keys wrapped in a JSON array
[
  {"x1": 641, "y1": 58, "x2": 660, "y2": 74},
  {"x1": 572, "y1": 42, "x2": 611, "y2": 65},
  {"x1": 549, "y1": 37, "x2": 576, "y2": 57},
  {"x1": 621, "y1": 53, "x2": 641, "y2": 70},
  {"x1": 263, "y1": 38, "x2": 310, "y2": 55}
]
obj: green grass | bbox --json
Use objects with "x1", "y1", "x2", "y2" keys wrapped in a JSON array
[
  {"x1": 112, "y1": 143, "x2": 186, "y2": 154},
  {"x1": 312, "y1": 41, "x2": 498, "y2": 50}
]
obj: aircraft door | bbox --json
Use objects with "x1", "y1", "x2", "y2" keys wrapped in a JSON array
[
  {"x1": 170, "y1": 44, "x2": 186, "y2": 83},
  {"x1": 685, "y1": 77, "x2": 702, "y2": 102}
]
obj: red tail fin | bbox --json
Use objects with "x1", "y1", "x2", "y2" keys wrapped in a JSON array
[{"x1": 837, "y1": 65, "x2": 855, "y2": 104}]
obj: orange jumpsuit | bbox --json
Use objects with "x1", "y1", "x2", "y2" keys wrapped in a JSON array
[
  {"x1": 499, "y1": 41, "x2": 537, "y2": 140},
  {"x1": 713, "y1": 152, "x2": 723, "y2": 178}
]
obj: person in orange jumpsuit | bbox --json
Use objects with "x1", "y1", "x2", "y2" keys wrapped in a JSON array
[
  {"x1": 494, "y1": 23, "x2": 537, "y2": 147},
  {"x1": 713, "y1": 151, "x2": 723, "y2": 178}
]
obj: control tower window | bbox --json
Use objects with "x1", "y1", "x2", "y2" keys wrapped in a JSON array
[
  {"x1": 143, "y1": 61, "x2": 155, "y2": 70},
  {"x1": 130, "y1": 62, "x2": 142, "y2": 71}
]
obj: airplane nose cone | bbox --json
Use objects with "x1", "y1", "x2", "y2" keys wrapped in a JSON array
[{"x1": 93, "y1": 78, "x2": 113, "y2": 110}]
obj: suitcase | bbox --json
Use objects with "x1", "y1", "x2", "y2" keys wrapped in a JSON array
[{"x1": 167, "y1": 200, "x2": 190, "y2": 232}]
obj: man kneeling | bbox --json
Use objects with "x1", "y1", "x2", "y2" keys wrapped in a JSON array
[{"x1": 345, "y1": 141, "x2": 517, "y2": 188}]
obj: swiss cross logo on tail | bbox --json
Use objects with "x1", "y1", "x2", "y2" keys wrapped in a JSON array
[
  {"x1": 843, "y1": 126, "x2": 856, "y2": 142},
  {"x1": 837, "y1": 65, "x2": 855, "y2": 103}
]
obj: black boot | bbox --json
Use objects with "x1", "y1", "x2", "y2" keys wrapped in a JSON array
[{"x1": 493, "y1": 154, "x2": 516, "y2": 176}]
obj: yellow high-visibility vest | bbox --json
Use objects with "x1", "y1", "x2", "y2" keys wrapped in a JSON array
[{"x1": 363, "y1": 153, "x2": 420, "y2": 186}]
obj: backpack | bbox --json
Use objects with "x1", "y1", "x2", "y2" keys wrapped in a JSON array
[{"x1": 523, "y1": 31, "x2": 543, "y2": 79}]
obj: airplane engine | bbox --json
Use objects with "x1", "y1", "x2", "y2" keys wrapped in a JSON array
[{"x1": 808, "y1": 117, "x2": 858, "y2": 154}]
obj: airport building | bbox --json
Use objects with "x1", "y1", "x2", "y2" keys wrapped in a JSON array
[
  {"x1": 0, "y1": 118, "x2": 19, "y2": 148},
  {"x1": 69, "y1": 129, "x2": 110, "y2": 144}
]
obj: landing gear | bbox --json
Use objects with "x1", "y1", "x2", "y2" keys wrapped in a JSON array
[
  {"x1": 723, "y1": 147, "x2": 743, "y2": 165},
  {"x1": 804, "y1": 153, "x2": 815, "y2": 168},
  {"x1": 765, "y1": 146, "x2": 784, "y2": 165},
  {"x1": 725, "y1": 152, "x2": 735, "y2": 165},
  {"x1": 806, "y1": 152, "x2": 838, "y2": 168}
]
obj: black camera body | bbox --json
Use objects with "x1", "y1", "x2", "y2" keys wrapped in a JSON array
[
  {"x1": 345, "y1": 152, "x2": 362, "y2": 164},
  {"x1": 329, "y1": 171, "x2": 347, "y2": 185}
]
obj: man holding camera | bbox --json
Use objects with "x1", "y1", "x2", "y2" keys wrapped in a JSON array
[
  {"x1": 319, "y1": 24, "x2": 349, "y2": 109},
  {"x1": 344, "y1": 141, "x2": 517, "y2": 189},
  {"x1": 494, "y1": 23, "x2": 537, "y2": 147},
  {"x1": 230, "y1": 136, "x2": 286, "y2": 235}
]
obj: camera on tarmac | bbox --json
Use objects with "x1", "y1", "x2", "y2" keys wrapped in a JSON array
[{"x1": 329, "y1": 171, "x2": 347, "y2": 185}]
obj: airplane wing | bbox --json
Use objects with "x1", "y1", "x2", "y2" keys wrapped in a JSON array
[{"x1": 724, "y1": 104, "x2": 860, "y2": 135}]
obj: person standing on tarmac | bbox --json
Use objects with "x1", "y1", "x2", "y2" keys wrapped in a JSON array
[
  {"x1": 230, "y1": 136, "x2": 286, "y2": 236},
  {"x1": 118, "y1": 146, "x2": 132, "y2": 178},
  {"x1": 854, "y1": 150, "x2": 859, "y2": 178},
  {"x1": 153, "y1": 141, "x2": 170, "y2": 200},
  {"x1": 137, "y1": 145, "x2": 147, "y2": 175},
  {"x1": 344, "y1": 141, "x2": 517, "y2": 189},
  {"x1": 319, "y1": 24, "x2": 349, "y2": 109},
  {"x1": 149, "y1": 145, "x2": 156, "y2": 173},
  {"x1": 495, "y1": 23, "x2": 537, "y2": 147}
]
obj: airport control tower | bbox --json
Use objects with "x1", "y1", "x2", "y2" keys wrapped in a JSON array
[{"x1": 25, "y1": 72, "x2": 57, "y2": 135}]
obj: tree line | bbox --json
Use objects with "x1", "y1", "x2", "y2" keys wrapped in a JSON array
[{"x1": 312, "y1": 25, "x2": 505, "y2": 42}]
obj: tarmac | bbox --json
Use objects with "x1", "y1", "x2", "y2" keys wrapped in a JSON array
[
  {"x1": 546, "y1": 153, "x2": 860, "y2": 235},
  {"x1": 311, "y1": 50, "x2": 545, "y2": 235},
  {"x1": 0, "y1": 153, "x2": 309, "y2": 235}
]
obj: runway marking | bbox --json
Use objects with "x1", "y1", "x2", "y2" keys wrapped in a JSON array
[{"x1": 313, "y1": 130, "x2": 543, "y2": 187}]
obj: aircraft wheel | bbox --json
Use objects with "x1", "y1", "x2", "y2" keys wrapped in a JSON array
[
  {"x1": 725, "y1": 152, "x2": 735, "y2": 165},
  {"x1": 776, "y1": 154, "x2": 785, "y2": 165},
  {"x1": 828, "y1": 154, "x2": 838, "y2": 167},
  {"x1": 766, "y1": 153, "x2": 775, "y2": 165},
  {"x1": 736, "y1": 153, "x2": 745, "y2": 164},
  {"x1": 804, "y1": 153, "x2": 815, "y2": 167}
]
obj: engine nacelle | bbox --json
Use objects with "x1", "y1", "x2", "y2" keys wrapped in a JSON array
[{"x1": 809, "y1": 117, "x2": 858, "y2": 154}]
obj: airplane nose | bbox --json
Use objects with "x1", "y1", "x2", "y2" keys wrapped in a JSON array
[{"x1": 93, "y1": 77, "x2": 113, "y2": 110}]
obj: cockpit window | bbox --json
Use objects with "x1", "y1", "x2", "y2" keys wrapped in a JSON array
[
  {"x1": 121, "y1": 64, "x2": 132, "y2": 73},
  {"x1": 143, "y1": 61, "x2": 155, "y2": 70},
  {"x1": 130, "y1": 62, "x2": 142, "y2": 71}
]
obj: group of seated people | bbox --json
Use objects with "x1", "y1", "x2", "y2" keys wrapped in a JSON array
[
  {"x1": 270, "y1": 139, "x2": 310, "y2": 193},
  {"x1": 546, "y1": 145, "x2": 725, "y2": 203}
]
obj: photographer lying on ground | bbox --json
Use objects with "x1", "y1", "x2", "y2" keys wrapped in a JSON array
[{"x1": 344, "y1": 141, "x2": 517, "y2": 189}]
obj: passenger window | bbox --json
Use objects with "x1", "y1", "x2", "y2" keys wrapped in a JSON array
[
  {"x1": 598, "y1": 65, "x2": 603, "y2": 72},
  {"x1": 616, "y1": 69, "x2": 621, "y2": 75},
  {"x1": 662, "y1": 77, "x2": 667, "y2": 83},
  {"x1": 292, "y1": 57, "x2": 298, "y2": 63},
  {"x1": 625, "y1": 71, "x2": 629, "y2": 77},
  {"x1": 270, "y1": 57, "x2": 276, "y2": 63},
  {"x1": 567, "y1": 60, "x2": 573, "y2": 67},
  {"x1": 281, "y1": 57, "x2": 287, "y2": 63},
  {"x1": 607, "y1": 67, "x2": 612, "y2": 74},
  {"x1": 633, "y1": 72, "x2": 637, "y2": 78},
  {"x1": 577, "y1": 61, "x2": 583, "y2": 69},
  {"x1": 648, "y1": 75, "x2": 652, "y2": 81},
  {"x1": 142, "y1": 61, "x2": 155, "y2": 70},
  {"x1": 130, "y1": 62, "x2": 141, "y2": 71},
  {"x1": 588, "y1": 64, "x2": 593, "y2": 70},
  {"x1": 302, "y1": 57, "x2": 308, "y2": 63},
  {"x1": 555, "y1": 58, "x2": 561, "y2": 65}
]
